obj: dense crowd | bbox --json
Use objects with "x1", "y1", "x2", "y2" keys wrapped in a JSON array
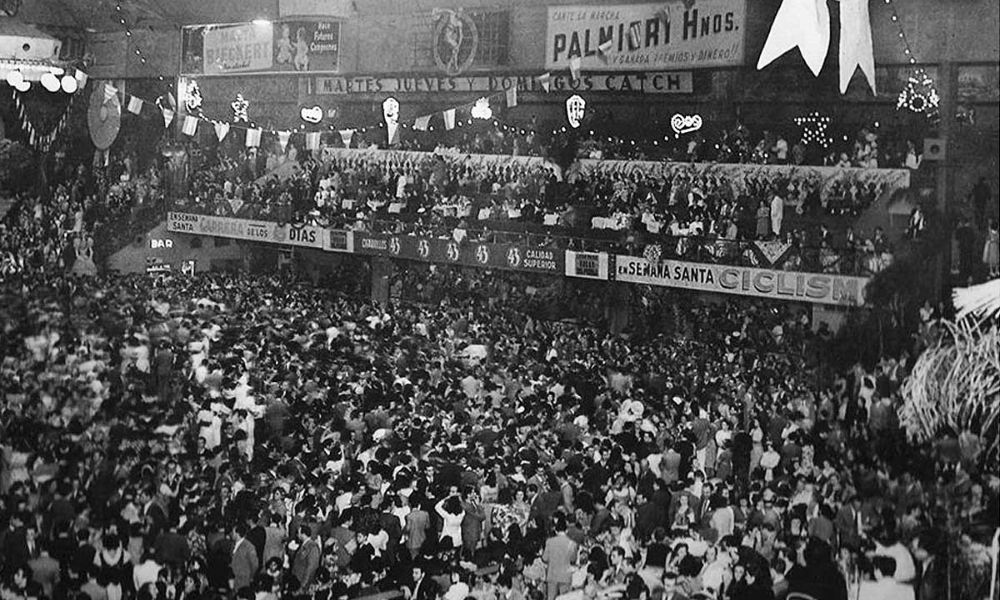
[{"x1": 1, "y1": 263, "x2": 996, "y2": 600}]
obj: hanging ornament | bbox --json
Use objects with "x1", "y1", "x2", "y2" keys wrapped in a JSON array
[
  {"x1": 471, "y1": 97, "x2": 492, "y2": 120},
  {"x1": 565, "y1": 94, "x2": 586, "y2": 129},
  {"x1": 897, "y1": 72, "x2": 940, "y2": 115},
  {"x1": 793, "y1": 111, "x2": 833, "y2": 148},
  {"x1": 232, "y1": 93, "x2": 249, "y2": 122},
  {"x1": 184, "y1": 79, "x2": 203, "y2": 112}
]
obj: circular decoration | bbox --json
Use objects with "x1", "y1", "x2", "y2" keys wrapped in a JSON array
[
  {"x1": 40, "y1": 72, "x2": 59, "y2": 92},
  {"x1": 432, "y1": 9, "x2": 478, "y2": 76},
  {"x1": 87, "y1": 83, "x2": 121, "y2": 150},
  {"x1": 60, "y1": 75, "x2": 77, "y2": 93},
  {"x1": 6, "y1": 70, "x2": 23, "y2": 87}
]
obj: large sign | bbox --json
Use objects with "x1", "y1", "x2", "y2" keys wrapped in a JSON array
[
  {"x1": 352, "y1": 232, "x2": 565, "y2": 275},
  {"x1": 312, "y1": 71, "x2": 692, "y2": 95},
  {"x1": 546, "y1": 1, "x2": 746, "y2": 71},
  {"x1": 613, "y1": 255, "x2": 869, "y2": 306},
  {"x1": 166, "y1": 213, "x2": 328, "y2": 249},
  {"x1": 182, "y1": 20, "x2": 341, "y2": 76}
]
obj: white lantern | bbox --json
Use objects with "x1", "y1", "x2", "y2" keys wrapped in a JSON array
[
  {"x1": 40, "y1": 72, "x2": 60, "y2": 92},
  {"x1": 5, "y1": 70, "x2": 23, "y2": 87},
  {"x1": 471, "y1": 97, "x2": 492, "y2": 120},
  {"x1": 565, "y1": 94, "x2": 586, "y2": 129},
  {"x1": 60, "y1": 74, "x2": 78, "y2": 93},
  {"x1": 14, "y1": 79, "x2": 30, "y2": 92}
]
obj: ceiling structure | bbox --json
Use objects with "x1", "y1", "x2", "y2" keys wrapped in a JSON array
[{"x1": 18, "y1": 0, "x2": 278, "y2": 31}]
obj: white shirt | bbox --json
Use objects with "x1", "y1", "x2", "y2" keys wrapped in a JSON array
[
  {"x1": 874, "y1": 542, "x2": 917, "y2": 583},
  {"x1": 133, "y1": 560, "x2": 162, "y2": 590},
  {"x1": 857, "y1": 577, "x2": 915, "y2": 600}
]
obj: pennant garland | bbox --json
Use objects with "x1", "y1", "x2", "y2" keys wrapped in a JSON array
[
  {"x1": 161, "y1": 108, "x2": 175, "y2": 128},
  {"x1": 278, "y1": 130, "x2": 291, "y2": 151},
  {"x1": 505, "y1": 86, "x2": 518, "y2": 108},
  {"x1": 182, "y1": 115, "x2": 198, "y2": 136},
  {"x1": 305, "y1": 131, "x2": 321, "y2": 151},
  {"x1": 246, "y1": 128, "x2": 262, "y2": 148},
  {"x1": 569, "y1": 57, "x2": 582, "y2": 82},
  {"x1": 214, "y1": 121, "x2": 230, "y2": 142},
  {"x1": 11, "y1": 88, "x2": 79, "y2": 153},
  {"x1": 443, "y1": 108, "x2": 456, "y2": 131},
  {"x1": 127, "y1": 96, "x2": 143, "y2": 115},
  {"x1": 413, "y1": 115, "x2": 431, "y2": 132},
  {"x1": 339, "y1": 129, "x2": 355, "y2": 147}
]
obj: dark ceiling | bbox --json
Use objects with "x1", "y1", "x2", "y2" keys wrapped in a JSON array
[{"x1": 19, "y1": 0, "x2": 277, "y2": 31}]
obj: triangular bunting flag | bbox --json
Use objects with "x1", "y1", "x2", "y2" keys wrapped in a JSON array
[
  {"x1": 161, "y1": 108, "x2": 175, "y2": 128},
  {"x1": 245, "y1": 128, "x2": 262, "y2": 147},
  {"x1": 413, "y1": 115, "x2": 431, "y2": 131},
  {"x1": 214, "y1": 121, "x2": 230, "y2": 142},
  {"x1": 127, "y1": 96, "x2": 143, "y2": 115},
  {"x1": 838, "y1": 0, "x2": 876, "y2": 94},
  {"x1": 75, "y1": 71, "x2": 89, "y2": 87},
  {"x1": 538, "y1": 72, "x2": 551, "y2": 92},
  {"x1": 339, "y1": 129, "x2": 354, "y2": 147},
  {"x1": 305, "y1": 131, "x2": 321, "y2": 151},
  {"x1": 505, "y1": 86, "x2": 518, "y2": 108},
  {"x1": 757, "y1": 0, "x2": 830, "y2": 77},
  {"x1": 103, "y1": 82, "x2": 118, "y2": 102},
  {"x1": 443, "y1": 108, "x2": 456, "y2": 130},
  {"x1": 182, "y1": 115, "x2": 198, "y2": 136},
  {"x1": 598, "y1": 39, "x2": 614, "y2": 61},
  {"x1": 386, "y1": 122, "x2": 399, "y2": 146},
  {"x1": 278, "y1": 130, "x2": 291, "y2": 151},
  {"x1": 569, "y1": 57, "x2": 582, "y2": 81}
]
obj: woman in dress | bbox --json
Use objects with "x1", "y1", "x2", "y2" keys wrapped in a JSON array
[{"x1": 983, "y1": 219, "x2": 999, "y2": 278}]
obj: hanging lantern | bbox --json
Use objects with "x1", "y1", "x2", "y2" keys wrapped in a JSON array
[
  {"x1": 184, "y1": 79, "x2": 203, "y2": 112},
  {"x1": 231, "y1": 93, "x2": 249, "y2": 122},
  {"x1": 40, "y1": 72, "x2": 60, "y2": 92},
  {"x1": 60, "y1": 75, "x2": 78, "y2": 94},
  {"x1": 565, "y1": 94, "x2": 586, "y2": 129},
  {"x1": 6, "y1": 70, "x2": 23, "y2": 87}
]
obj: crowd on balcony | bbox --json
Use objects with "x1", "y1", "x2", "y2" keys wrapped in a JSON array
[
  {"x1": 172, "y1": 141, "x2": 905, "y2": 276},
  {"x1": 1, "y1": 264, "x2": 996, "y2": 600}
]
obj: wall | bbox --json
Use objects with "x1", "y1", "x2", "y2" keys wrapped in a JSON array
[{"x1": 107, "y1": 221, "x2": 249, "y2": 274}]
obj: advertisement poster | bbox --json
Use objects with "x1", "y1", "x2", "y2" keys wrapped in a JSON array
[
  {"x1": 613, "y1": 255, "x2": 869, "y2": 306},
  {"x1": 545, "y1": 0, "x2": 746, "y2": 71},
  {"x1": 182, "y1": 20, "x2": 341, "y2": 75}
]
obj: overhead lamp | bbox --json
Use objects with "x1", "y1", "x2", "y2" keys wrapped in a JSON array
[
  {"x1": 61, "y1": 74, "x2": 78, "y2": 93},
  {"x1": 40, "y1": 72, "x2": 60, "y2": 92},
  {"x1": 252, "y1": 18, "x2": 271, "y2": 26},
  {"x1": 6, "y1": 69, "x2": 23, "y2": 87}
]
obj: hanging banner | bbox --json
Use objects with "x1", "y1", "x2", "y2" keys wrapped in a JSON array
[
  {"x1": 166, "y1": 212, "x2": 329, "y2": 249},
  {"x1": 612, "y1": 254, "x2": 869, "y2": 306},
  {"x1": 182, "y1": 20, "x2": 341, "y2": 76},
  {"x1": 546, "y1": 0, "x2": 746, "y2": 71},
  {"x1": 313, "y1": 71, "x2": 692, "y2": 94},
  {"x1": 565, "y1": 250, "x2": 610, "y2": 280},
  {"x1": 351, "y1": 232, "x2": 565, "y2": 275}
]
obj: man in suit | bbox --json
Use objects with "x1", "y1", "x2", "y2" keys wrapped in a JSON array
[
  {"x1": 28, "y1": 541, "x2": 61, "y2": 599},
  {"x1": 290, "y1": 524, "x2": 321, "y2": 592},
  {"x1": 542, "y1": 514, "x2": 578, "y2": 600},
  {"x1": 404, "y1": 498, "x2": 430, "y2": 559},
  {"x1": 262, "y1": 512, "x2": 287, "y2": 568},
  {"x1": 461, "y1": 489, "x2": 486, "y2": 559},
  {"x1": 835, "y1": 494, "x2": 864, "y2": 551},
  {"x1": 402, "y1": 563, "x2": 439, "y2": 600},
  {"x1": 229, "y1": 522, "x2": 258, "y2": 593}
]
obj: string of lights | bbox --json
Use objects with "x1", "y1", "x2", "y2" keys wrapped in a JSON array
[
  {"x1": 114, "y1": 0, "x2": 165, "y2": 81},
  {"x1": 883, "y1": 0, "x2": 939, "y2": 116}
]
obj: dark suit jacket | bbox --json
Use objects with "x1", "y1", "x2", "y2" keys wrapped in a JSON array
[
  {"x1": 153, "y1": 531, "x2": 190, "y2": 567},
  {"x1": 408, "y1": 575, "x2": 440, "y2": 600}
]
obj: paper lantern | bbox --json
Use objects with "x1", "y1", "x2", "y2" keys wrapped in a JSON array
[
  {"x1": 6, "y1": 70, "x2": 23, "y2": 87},
  {"x1": 41, "y1": 72, "x2": 60, "y2": 92},
  {"x1": 60, "y1": 75, "x2": 78, "y2": 94}
]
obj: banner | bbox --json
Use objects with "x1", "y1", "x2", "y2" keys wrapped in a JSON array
[
  {"x1": 166, "y1": 213, "x2": 327, "y2": 249},
  {"x1": 546, "y1": 0, "x2": 746, "y2": 71},
  {"x1": 325, "y1": 229, "x2": 353, "y2": 252},
  {"x1": 613, "y1": 255, "x2": 869, "y2": 306},
  {"x1": 313, "y1": 71, "x2": 692, "y2": 94},
  {"x1": 182, "y1": 20, "x2": 341, "y2": 76},
  {"x1": 351, "y1": 232, "x2": 564, "y2": 275},
  {"x1": 566, "y1": 250, "x2": 610, "y2": 280}
]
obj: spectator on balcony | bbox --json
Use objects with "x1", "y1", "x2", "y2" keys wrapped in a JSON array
[{"x1": 770, "y1": 189, "x2": 785, "y2": 238}]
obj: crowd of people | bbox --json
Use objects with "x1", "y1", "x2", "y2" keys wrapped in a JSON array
[
  {"x1": 1, "y1": 258, "x2": 996, "y2": 600},
  {"x1": 172, "y1": 146, "x2": 904, "y2": 276}
]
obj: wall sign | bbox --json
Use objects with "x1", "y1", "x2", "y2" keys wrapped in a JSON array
[
  {"x1": 150, "y1": 238, "x2": 174, "y2": 249},
  {"x1": 312, "y1": 71, "x2": 693, "y2": 95},
  {"x1": 546, "y1": 0, "x2": 746, "y2": 71},
  {"x1": 181, "y1": 20, "x2": 341, "y2": 76},
  {"x1": 432, "y1": 9, "x2": 479, "y2": 75}
]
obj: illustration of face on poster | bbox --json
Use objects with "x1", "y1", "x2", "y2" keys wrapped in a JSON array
[{"x1": 565, "y1": 94, "x2": 586, "y2": 128}]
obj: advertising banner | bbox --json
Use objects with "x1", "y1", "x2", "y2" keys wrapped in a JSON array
[
  {"x1": 325, "y1": 229, "x2": 353, "y2": 253},
  {"x1": 182, "y1": 20, "x2": 341, "y2": 76},
  {"x1": 351, "y1": 232, "x2": 564, "y2": 275},
  {"x1": 613, "y1": 255, "x2": 869, "y2": 306},
  {"x1": 546, "y1": 0, "x2": 746, "y2": 72},
  {"x1": 166, "y1": 213, "x2": 328, "y2": 249},
  {"x1": 313, "y1": 71, "x2": 692, "y2": 95},
  {"x1": 565, "y1": 251, "x2": 610, "y2": 280}
]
